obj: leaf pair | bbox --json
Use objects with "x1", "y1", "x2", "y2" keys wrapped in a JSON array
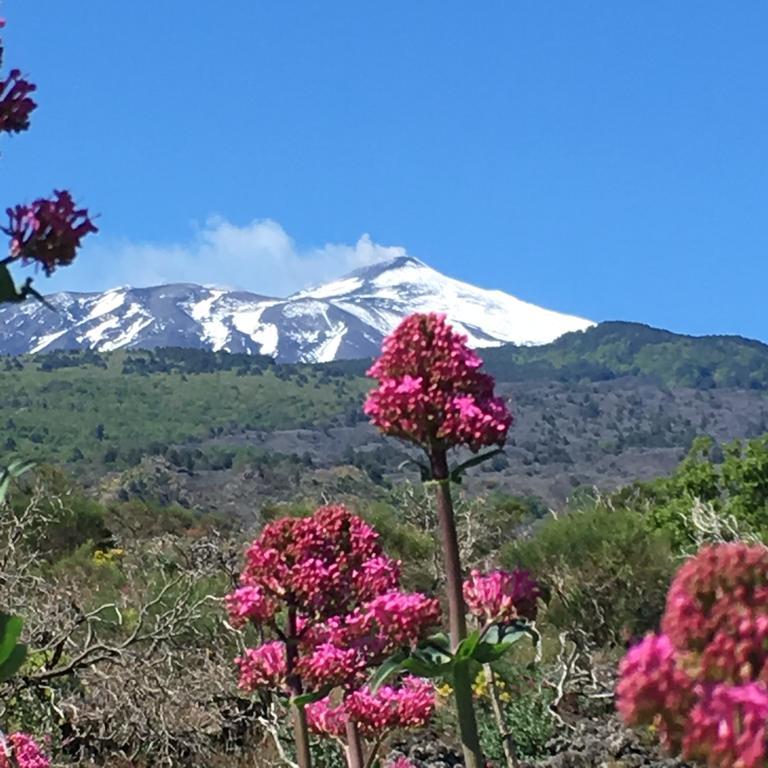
[{"x1": 370, "y1": 621, "x2": 540, "y2": 691}]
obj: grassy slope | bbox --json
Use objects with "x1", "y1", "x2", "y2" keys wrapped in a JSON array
[
  {"x1": 0, "y1": 349, "x2": 368, "y2": 466},
  {"x1": 2, "y1": 321, "x2": 768, "y2": 470}
]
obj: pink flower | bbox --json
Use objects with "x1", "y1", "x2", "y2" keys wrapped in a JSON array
[
  {"x1": 4, "y1": 191, "x2": 97, "y2": 274},
  {"x1": 387, "y1": 758, "x2": 416, "y2": 768},
  {"x1": 225, "y1": 585, "x2": 276, "y2": 627},
  {"x1": 617, "y1": 543, "x2": 768, "y2": 765},
  {"x1": 364, "y1": 591, "x2": 441, "y2": 650},
  {"x1": 683, "y1": 683, "x2": 768, "y2": 768},
  {"x1": 463, "y1": 568, "x2": 540, "y2": 623},
  {"x1": 307, "y1": 677, "x2": 435, "y2": 739},
  {"x1": 299, "y1": 642, "x2": 365, "y2": 689},
  {"x1": 661, "y1": 543, "x2": 768, "y2": 683},
  {"x1": 0, "y1": 733, "x2": 50, "y2": 768},
  {"x1": 235, "y1": 641, "x2": 286, "y2": 691},
  {"x1": 345, "y1": 677, "x2": 435, "y2": 736},
  {"x1": 305, "y1": 697, "x2": 347, "y2": 738},
  {"x1": 365, "y1": 313, "x2": 512, "y2": 452},
  {"x1": 0, "y1": 68, "x2": 36, "y2": 134},
  {"x1": 240, "y1": 505, "x2": 393, "y2": 620},
  {"x1": 616, "y1": 634, "x2": 694, "y2": 748}
]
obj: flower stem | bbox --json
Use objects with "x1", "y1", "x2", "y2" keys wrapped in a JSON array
[
  {"x1": 345, "y1": 720, "x2": 366, "y2": 768},
  {"x1": 430, "y1": 449, "x2": 485, "y2": 768},
  {"x1": 286, "y1": 606, "x2": 312, "y2": 768},
  {"x1": 486, "y1": 665, "x2": 519, "y2": 768}
]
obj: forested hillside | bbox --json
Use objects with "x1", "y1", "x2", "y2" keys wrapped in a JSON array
[{"x1": 2, "y1": 322, "x2": 768, "y2": 512}]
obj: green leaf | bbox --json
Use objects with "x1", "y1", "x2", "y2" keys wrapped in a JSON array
[
  {"x1": 425, "y1": 632, "x2": 451, "y2": 652},
  {"x1": 449, "y1": 449, "x2": 505, "y2": 483},
  {"x1": 455, "y1": 630, "x2": 482, "y2": 661},
  {"x1": 0, "y1": 460, "x2": 35, "y2": 503},
  {"x1": 401, "y1": 656, "x2": 451, "y2": 679},
  {"x1": 471, "y1": 623, "x2": 540, "y2": 664},
  {"x1": 369, "y1": 651, "x2": 408, "y2": 692},
  {"x1": 0, "y1": 613, "x2": 23, "y2": 667},
  {"x1": 290, "y1": 685, "x2": 333, "y2": 708},
  {"x1": 0, "y1": 643, "x2": 27, "y2": 682}
]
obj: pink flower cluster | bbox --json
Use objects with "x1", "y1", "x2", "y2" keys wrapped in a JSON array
[
  {"x1": 617, "y1": 543, "x2": 768, "y2": 767},
  {"x1": 234, "y1": 505, "x2": 399, "y2": 622},
  {"x1": 463, "y1": 568, "x2": 540, "y2": 624},
  {"x1": 306, "y1": 676, "x2": 435, "y2": 739},
  {"x1": 0, "y1": 67, "x2": 36, "y2": 135},
  {"x1": 364, "y1": 313, "x2": 512, "y2": 452},
  {"x1": 235, "y1": 641, "x2": 287, "y2": 691},
  {"x1": 4, "y1": 191, "x2": 98, "y2": 275},
  {"x1": 0, "y1": 733, "x2": 50, "y2": 768},
  {"x1": 228, "y1": 505, "x2": 440, "y2": 694}
]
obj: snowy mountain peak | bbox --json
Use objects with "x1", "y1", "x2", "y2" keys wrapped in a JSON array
[{"x1": 0, "y1": 258, "x2": 594, "y2": 363}]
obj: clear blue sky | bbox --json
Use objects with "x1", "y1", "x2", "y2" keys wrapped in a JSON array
[{"x1": 2, "y1": 2, "x2": 767, "y2": 340}]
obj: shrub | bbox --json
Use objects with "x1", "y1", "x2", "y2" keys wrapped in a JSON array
[{"x1": 502, "y1": 504, "x2": 676, "y2": 646}]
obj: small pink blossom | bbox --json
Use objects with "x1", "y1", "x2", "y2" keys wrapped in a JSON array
[
  {"x1": 683, "y1": 683, "x2": 768, "y2": 768},
  {"x1": 307, "y1": 677, "x2": 435, "y2": 739},
  {"x1": 299, "y1": 642, "x2": 365, "y2": 689},
  {"x1": 4, "y1": 191, "x2": 97, "y2": 274},
  {"x1": 305, "y1": 697, "x2": 348, "y2": 738},
  {"x1": 225, "y1": 585, "x2": 275, "y2": 627},
  {"x1": 364, "y1": 591, "x2": 441, "y2": 649},
  {"x1": 0, "y1": 68, "x2": 36, "y2": 134},
  {"x1": 463, "y1": 568, "x2": 540, "y2": 623},
  {"x1": 235, "y1": 641, "x2": 286, "y2": 691},
  {"x1": 0, "y1": 733, "x2": 50, "y2": 768},
  {"x1": 617, "y1": 542, "x2": 768, "y2": 765}
]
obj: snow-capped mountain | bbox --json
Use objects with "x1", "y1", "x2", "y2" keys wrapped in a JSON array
[{"x1": 0, "y1": 257, "x2": 594, "y2": 363}]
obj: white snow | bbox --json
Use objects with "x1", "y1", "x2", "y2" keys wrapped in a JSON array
[
  {"x1": 249, "y1": 323, "x2": 279, "y2": 357},
  {"x1": 6, "y1": 258, "x2": 594, "y2": 362},
  {"x1": 82, "y1": 316, "x2": 122, "y2": 346},
  {"x1": 85, "y1": 289, "x2": 125, "y2": 321},
  {"x1": 294, "y1": 276, "x2": 363, "y2": 300},
  {"x1": 311, "y1": 325, "x2": 348, "y2": 363},
  {"x1": 100, "y1": 317, "x2": 154, "y2": 351},
  {"x1": 30, "y1": 329, "x2": 68, "y2": 353}
]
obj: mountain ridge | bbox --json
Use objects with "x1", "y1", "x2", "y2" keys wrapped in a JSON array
[{"x1": 0, "y1": 256, "x2": 593, "y2": 362}]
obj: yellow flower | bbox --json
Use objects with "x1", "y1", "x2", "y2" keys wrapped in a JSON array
[{"x1": 435, "y1": 683, "x2": 453, "y2": 699}]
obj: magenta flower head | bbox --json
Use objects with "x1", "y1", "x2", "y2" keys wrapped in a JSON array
[
  {"x1": 235, "y1": 641, "x2": 287, "y2": 691},
  {"x1": 0, "y1": 68, "x2": 36, "y2": 135},
  {"x1": 236, "y1": 504, "x2": 400, "y2": 621},
  {"x1": 617, "y1": 543, "x2": 768, "y2": 767},
  {"x1": 4, "y1": 190, "x2": 98, "y2": 275},
  {"x1": 683, "y1": 683, "x2": 768, "y2": 768},
  {"x1": 0, "y1": 732, "x2": 50, "y2": 768},
  {"x1": 364, "y1": 313, "x2": 512, "y2": 453},
  {"x1": 463, "y1": 568, "x2": 540, "y2": 624},
  {"x1": 306, "y1": 676, "x2": 435, "y2": 739}
]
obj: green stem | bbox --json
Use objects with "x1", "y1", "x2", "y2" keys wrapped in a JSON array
[
  {"x1": 486, "y1": 664, "x2": 519, "y2": 768},
  {"x1": 430, "y1": 448, "x2": 485, "y2": 768}
]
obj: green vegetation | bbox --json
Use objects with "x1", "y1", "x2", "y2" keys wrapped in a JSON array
[
  {"x1": 320, "y1": 321, "x2": 768, "y2": 389},
  {"x1": 481, "y1": 321, "x2": 768, "y2": 389},
  {"x1": 0, "y1": 347, "x2": 369, "y2": 468}
]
